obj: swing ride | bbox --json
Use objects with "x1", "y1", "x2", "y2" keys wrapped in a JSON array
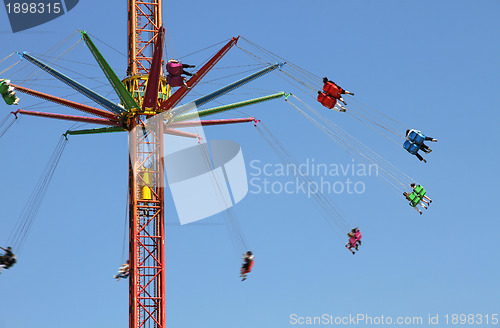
[{"x1": 0, "y1": 0, "x2": 438, "y2": 327}]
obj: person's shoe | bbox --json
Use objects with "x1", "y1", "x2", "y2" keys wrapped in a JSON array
[
  {"x1": 340, "y1": 106, "x2": 347, "y2": 112},
  {"x1": 430, "y1": 199, "x2": 433, "y2": 203},
  {"x1": 423, "y1": 159, "x2": 427, "y2": 163},
  {"x1": 242, "y1": 277, "x2": 247, "y2": 281},
  {"x1": 187, "y1": 65, "x2": 196, "y2": 68},
  {"x1": 432, "y1": 139, "x2": 438, "y2": 142}
]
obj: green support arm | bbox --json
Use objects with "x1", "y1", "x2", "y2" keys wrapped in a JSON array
[
  {"x1": 81, "y1": 30, "x2": 140, "y2": 111},
  {"x1": 172, "y1": 92, "x2": 286, "y2": 122},
  {"x1": 65, "y1": 126, "x2": 125, "y2": 137}
]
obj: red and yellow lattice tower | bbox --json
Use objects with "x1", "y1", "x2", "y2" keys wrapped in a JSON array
[{"x1": 125, "y1": 1, "x2": 167, "y2": 327}]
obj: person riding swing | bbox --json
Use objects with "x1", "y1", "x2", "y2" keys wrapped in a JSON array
[
  {"x1": 322, "y1": 77, "x2": 354, "y2": 105},
  {"x1": 0, "y1": 246, "x2": 17, "y2": 273},
  {"x1": 240, "y1": 251, "x2": 254, "y2": 281}
]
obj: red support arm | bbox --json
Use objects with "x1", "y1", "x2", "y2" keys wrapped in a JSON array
[
  {"x1": 142, "y1": 26, "x2": 164, "y2": 111},
  {"x1": 15, "y1": 109, "x2": 121, "y2": 126},
  {"x1": 168, "y1": 117, "x2": 255, "y2": 128},
  {"x1": 164, "y1": 128, "x2": 200, "y2": 139},
  {"x1": 159, "y1": 36, "x2": 240, "y2": 111},
  {"x1": 10, "y1": 84, "x2": 120, "y2": 121}
]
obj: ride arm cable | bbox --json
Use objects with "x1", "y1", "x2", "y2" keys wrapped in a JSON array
[
  {"x1": 0, "y1": 112, "x2": 17, "y2": 139},
  {"x1": 255, "y1": 123, "x2": 352, "y2": 236},
  {"x1": 7, "y1": 135, "x2": 68, "y2": 252},
  {"x1": 291, "y1": 94, "x2": 414, "y2": 185},
  {"x1": 286, "y1": 97, "x2": 409, "y2": 192}
]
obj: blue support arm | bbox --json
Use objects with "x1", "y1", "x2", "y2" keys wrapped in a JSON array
[
  {"x1": 169, "y1": 63, "x2": 284, "y2": 118},
  {"x1": 20, "y1": 52, "x2": 126, "y2": 115}
]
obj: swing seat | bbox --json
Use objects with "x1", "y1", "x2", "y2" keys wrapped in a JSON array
[
  {"x1": 407, "y1": 191, "x2": 422, "y2": 207},
  {"x1": 317, "y1": 92, "x2": 336, "y2": 109},
  {"x1": 403, "y1": 140, "x2": 420, "y2": 155},
  {"x1": 2, "y1": 93, "x2": 18, "y2": 105},
  {"x1": 323, "y1": 82, "x2": 342, "y2": 99},
  {"x1": 166, "y1": 75, "x2": 184, "y2": 88},
  {"x1": 408, "y1": 131, "x2": 425, "y2": 145},
  {"x1": 166, "y1": 62, "x2": 183, "y2": 75},
  {"x1": 0, "y1": 79, "x2": 11, "y2": 94},
  {"x1": 413, "y1": 184, "x2": 426, "y2": 198},
  {"x1": 241, "y1": 260, "x2": 254, "y2": 274}
]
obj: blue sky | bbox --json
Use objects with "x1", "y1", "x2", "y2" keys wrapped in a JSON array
[{"x1": 0, "y1": 1, "x2": 499, "y2": 327}]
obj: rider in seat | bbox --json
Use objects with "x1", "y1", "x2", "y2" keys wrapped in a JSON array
[
  {"x1": 322, "y1": 77, "x2": 354, "y2": 106},
  {"x1": 114, "y1": 260, "x2": 130, "y2": 281},
  {"x1": 240, "y1": 251, "x2": 254, "y2": 281},
  {"x1": 0, "y1": 246, "x2": 17, "y2": 273}
]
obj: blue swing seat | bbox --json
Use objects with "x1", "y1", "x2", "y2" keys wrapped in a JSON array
[
  {"x1": 408, "y1": 130, "x2": 425, "y2": 145},
  {"x1": 403, "y1": 140, "x2": 421, "y2": 155}
]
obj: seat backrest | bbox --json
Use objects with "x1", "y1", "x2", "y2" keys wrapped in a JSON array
[
  {"x1": 0, "y1": 80, "x2": 10, "y2": 94},
  {"x1": 166, "y1": 62, "x2": 183, "y2": 75},
  {"x1": 403, "y1": 140, "x2": 420, "y2": 155},
  {"x1": 413, "y1": 133, "x2": 425, "y2": 145},
  {"x1": 166, "y1": 75, "x2": 184, "y2": 88},
  {"x1": 413, "y1": 185, "x2": 426, "y2": 197},
  {"x1": 408, "y1": 191, "x2": 421, "y2": 206},
  {"x1": 317, "y1": 92, "x2": 335, "y2": 109},
  {"x1": 323, "y1": 82, "x2": 342, "y2": 99}
]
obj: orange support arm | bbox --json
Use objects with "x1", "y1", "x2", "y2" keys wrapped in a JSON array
[{"x1": 10, "y1": 84, "x2": 120, "y2": 121}]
